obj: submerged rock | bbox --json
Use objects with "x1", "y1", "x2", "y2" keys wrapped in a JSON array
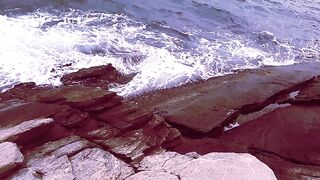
[{"x1": 0, "y1": 142, "x2": 24, "y2": 176}]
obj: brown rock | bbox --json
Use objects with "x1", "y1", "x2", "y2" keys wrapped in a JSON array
[
  {"x1": 132, "y1": 63, "x2": 320, "y2": 134},
  {"x1": 0, "y1": 118, "x2": 54, "y2": 144},
  {"x1": 29, "y1": 85, "x2": 116, "y2": 107},
  {"x1": 166, "y1": 137, "x2": 247, "y2": 155},
  {"x1": 0, "y1": 82, "x2": 51, "y2": 103},
  {"x1": 253, "y1": 152, "x2": 320, "y2": 180},
  {"x1": 0, "y1": 99, "x2": 69, "y2": 128},
  {"x1": 222, "y1": 105, "x2": 320, "y2": 166},
  {"x1": 60, "y1": 64, "x2": 133, "y2": 88}
]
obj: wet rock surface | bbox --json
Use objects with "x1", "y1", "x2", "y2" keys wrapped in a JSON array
[
  {"x1": 1, "y1": 62, "x2": 320, "y2": 179},
  {"x1": 60, "y1": 64, "x2": 134, "y2": 88}
]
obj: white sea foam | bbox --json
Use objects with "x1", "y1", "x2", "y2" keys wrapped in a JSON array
[{"x1": 0, "y1": 10, "x2": 307, "y2": 96}]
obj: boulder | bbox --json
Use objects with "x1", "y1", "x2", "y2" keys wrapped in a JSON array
[
  {"x1": 0, "y1": 142, "x2": 24, "y2": 175},
  {"x1": 132, "y1": 63, "x2": 320, "y2": 134},
  {"x1": 139, "y1": 151, "x2": 277, "y2": 180}
]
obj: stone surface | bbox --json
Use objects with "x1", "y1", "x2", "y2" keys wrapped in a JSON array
[
  {"x1": 0, "y1": 142, "x2": 24, "y2": 175},
  {"x1": 60, "y1": 64, "x2": 133, "y2": 88},
  {"x1": 0, "y1": 118, "x2": 54, "y2": 143},
  {"x1": 126, "y1": 171, "x2": 179, "y2": 180},
  {"x1": 10, "y1": 168, "x2": 41, "y2": 180},
  {"x1": 132, "y1": 63, "x2": 320, "y2": 134},
  {"x1": 0, "y1": 99, "x2": 68, "y2": 128},
  {"x1": 70, "y1": 148, "x2": 134, "y2": 180},
  {"x1": 166, "y1": 137, "x2": 247, "y2": 155},
  {"x1": 24, "y1": 136, "x2": 91, "y2": 165},
  {"x1": 222, "y1": 105, "x2": 320, "y2": 166},
  {"x1": 139, "y1": 152, "x2": 277, "y2": 180},
  {"x1": 31, "y1": 155, "x2": 74, "y2": 180},
  {"x1": 0, "y1": 82, "x2": 51, "y2": 103}
]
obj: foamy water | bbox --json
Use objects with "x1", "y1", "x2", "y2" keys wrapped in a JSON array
[{"x1": 0, "y1": 8, "x2": 319, "y2": 96}]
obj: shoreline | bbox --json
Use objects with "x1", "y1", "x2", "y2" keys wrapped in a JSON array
[{"x1": 1, "y1": 62, "x2": 320, "y2": 179}]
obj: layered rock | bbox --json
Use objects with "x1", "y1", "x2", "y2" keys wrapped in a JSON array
[
  {"x1": 3, "y1": 62, "x2": 320, "y2": 179},
  {"x1": 132, "y1": 63, "x2": 320, "y2": 135}
]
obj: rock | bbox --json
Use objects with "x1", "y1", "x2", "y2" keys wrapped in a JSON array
[
  {"x1": 10, "y1": 168, "x2": 41, "y2": 180},
  {"x1": 70, "y1": 148, "x2": 134, "y2": 180},
  {"x1": 132, "y1": 63, "x2": 320, "y2": 134},
  {"x1": 0, "y1": 82, "x2": 51, "y2": 103},
  {"x1": 0, "y1": 118, "x2": 54, "y2": 144},
  {"x1": 126, "y1": 171, "x2": 179, "y2": 180},
  {"x1": 31, "y1": 155, "x2": 74, "y2": 180},
  {"x1": 52, "y1": 108, "x2": 89, "y2": 128},
  {"x1": 139, "y1": 151, "x2": 193, "y2": 171},
  {"x1": 254, "y1": 151, "x2": 320, "y2": 180},
  {"x1": 166, "y1": 137, "x2": 247, "y2": 155},
  {"x1": 0, "y1": 99, "x2": 69, "y2": 128},
  {"x1": 28, "y1": 85, "x2": 116, "y2": 108},
  {"x1": 289, "y1": 76, "x2": 320, "y2": 103},
  {"x1": 0, "y1": 142, "x2": 24, "y2": 175},
  {"x1": 60, "y1": 64, "x2": 133, "y2": 88},
  {"x1": 139, "y1": 152, "x2": 276, "y2": 180},
  {"x1": 25, "y1": 136, "x2": 91, "y2": 165},
  {"x1": 222, "y1": 105, "x2": 320, "y2": 166}
]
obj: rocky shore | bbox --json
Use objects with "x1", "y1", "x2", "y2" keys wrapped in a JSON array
[{"x1": 1, "y1": 62, "x2": 320, "y2": 179}]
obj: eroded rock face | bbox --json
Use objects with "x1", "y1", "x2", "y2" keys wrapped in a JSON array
[
  {"x1": 132, "y1": 63, "x2": 320, "y2": 134},
  {"x1": 136, "y1": 152, "x2": 277, "y2": 180},
  {"x1": 70, "y1": 148, "x2": 135, "y2": 180},
  {"x1": 0, "y1": 142, "x2": 24, "y2": 176}
]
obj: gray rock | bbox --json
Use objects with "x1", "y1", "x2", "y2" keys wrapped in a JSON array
[
  {"x1": 70, "y1": 148, "x2": 134, "y2": 180},
  {"x1": 0, "y1": 142, "x2": 24, "y2": 175},
  {"x1": 139, "y1": 151, "x2": 193, "y2": 172},
  {"x1": 0, "y1": 118, "x2": 54, "y2": 143},
  {"x1": 30, "y1": 155, "x2": 74, "y2": 180},
  {"x1": 126, "y1": 171, "x2": 179, "y2": 180},
  {"x1": 139, "y1": 152, "x2": 277, "y2": 180},
  {"x1": 10, "y1": 168, "x2": 41, "y2": 180}
]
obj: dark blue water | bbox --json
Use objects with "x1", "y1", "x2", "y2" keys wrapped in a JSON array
[{"x1": 0, "y1": 0, "x2": 319, "y2": 95}]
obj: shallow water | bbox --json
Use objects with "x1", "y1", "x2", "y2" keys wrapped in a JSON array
[{"x1": 0, "y1": 0, "x2": 319, "y2": 96}]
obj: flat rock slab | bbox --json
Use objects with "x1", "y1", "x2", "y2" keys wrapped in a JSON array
[
  {"x1": 70, "y1": 148, "x2": 134, "y2": 180},
  {"x1": 126, "y1": 171, "x2": 179, "y2": 180},
  {"x1": 222, "y1": 105, "x2": 320, "y2": 166},
  {"x1": 0, "y1": 100, "x2": 68, "y2": 128},
  {"x1": 139, "y1": 151, "x2": 276, "y2": 180},
  {"x1": 0, "y1": 118, "x2": 54, "y2": 143},
  {"x1": 132, "y1": 63, "x2": 320, "y2": 133},
  {"x1": 0, "y1": 142, "x2": 24, "y2": 175}
]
